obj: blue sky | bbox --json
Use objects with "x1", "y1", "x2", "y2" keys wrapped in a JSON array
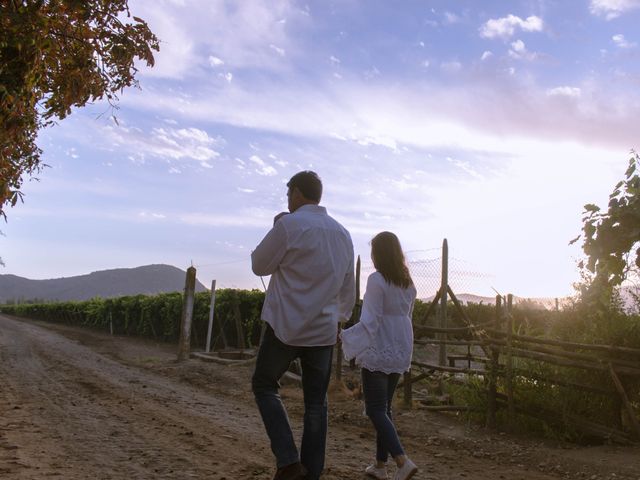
[{"x1": 3, "y1": 0, "x2": 640, "y2": 298}]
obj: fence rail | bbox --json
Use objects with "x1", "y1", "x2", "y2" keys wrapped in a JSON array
[
  {"x1": 407, "y1": 291, "x2": 640, "y2": 444},
  {"x1": 391, "y1": 239, "x2": 640, "y2": 444}
]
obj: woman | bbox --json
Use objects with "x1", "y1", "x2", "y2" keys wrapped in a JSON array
[{"x1": 340, "y1": 231, "x2": 418, "y2": 480}]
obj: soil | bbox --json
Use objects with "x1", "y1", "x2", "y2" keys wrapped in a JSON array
[{"x1": 1, "y1": 314, "x2": 639, "y2": 480}]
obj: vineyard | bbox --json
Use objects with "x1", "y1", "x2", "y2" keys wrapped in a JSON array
[{"x1": 2, "y1": 284, "x2": 640, "y2": 445}]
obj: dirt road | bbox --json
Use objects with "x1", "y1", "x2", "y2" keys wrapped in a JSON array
[{"x1": 1, "y1": 314, "x2": 638, "y2": 479}]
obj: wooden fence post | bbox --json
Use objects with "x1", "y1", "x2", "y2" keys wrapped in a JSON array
[
  {"x1": 404, "y1": 370, "x2": 412, "y2": 409},
  {"x1": 506, "y1": 294, "x2": 515, "y2": 428},
  {"x1": 205, "y1": 280, "x2": 217, "y2": 353},
  {"x1": 335, "y1": 337, "x2": 343, "y2": 380},
  {"x1": 609, "y1": 363, "x2": 640, "y2": 439},
  {"x1": 487, "y1": 295, "x2": 502, "y2": 429},
  {"x1": 438, "y1": 239, "x2": 448, "y2": 367},
  {"x1": 232, "y1": 291, "x2": 246, "y2": 350},
  {"x1": 177, "y1": 266, "x2": 197, "y2": 361},
  {"x1": 350, "y1": 255, "x2": 361, "y2": 370},
  {"x1": 336, "y1": 255, "x2": 361, "y2": 381}
]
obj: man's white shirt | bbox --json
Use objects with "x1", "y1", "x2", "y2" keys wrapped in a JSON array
[{"x1": 251, "y1": 204, "x2": 355, "y2": 346}]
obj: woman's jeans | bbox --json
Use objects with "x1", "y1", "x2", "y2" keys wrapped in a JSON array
[
  {"x1": 361, "y1": 368, "x2": 405, "y2": 462},
  {"x1": 252, "y1": 325, "x2": 333, "y2": 480}
]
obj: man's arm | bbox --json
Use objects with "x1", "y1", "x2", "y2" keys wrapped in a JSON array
[{"x1": 251, "y1": 219, "x2": 288, "y2": 276}]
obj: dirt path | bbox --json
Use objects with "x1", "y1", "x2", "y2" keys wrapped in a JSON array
[{"x1": 0, "y1": 314, "x2": 638, "y2": 479}]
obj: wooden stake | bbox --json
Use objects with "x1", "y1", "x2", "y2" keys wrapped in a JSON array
[
  {"x1": 335, "y1": 334, "x2": 343, "y2": 381},
  {"x1": 349, "y1": 255, "x2": 361, "y2": 369},
  {"x1": 506, "y1": 294, "x2": 515, "y2": 428},
  {"x1": 403, "y1": 370, "x2": 412, "y2": 409},
  {"x1": 438, "y1": 239, "x2": 448, "y2": 367},
  {"x1": 205, "y1": 280, "x2": 217, "y2": 353},
  {"x1": 609, "y1": 363, "x2": 640, "y2": 439},
  {"x1": 419, "y1": 287, "x2": 442, "y2": 327},
  {"x1": 486, "y1": 295, "x2": 502, "y2": 429},
  {"x1": 233, "y1": 291, "x2": 246, "y2": 350},
  {"x1": 177, "y1": 266, "x2": 197, "y2": 361}
]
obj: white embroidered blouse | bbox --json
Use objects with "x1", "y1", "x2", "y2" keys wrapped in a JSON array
[{"x1": 340, "y1": 271, "x2": 417, "y2": 374}]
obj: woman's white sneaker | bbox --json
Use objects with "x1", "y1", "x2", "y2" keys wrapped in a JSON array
[
  {"x1": 394, "y1": 458, "x2": 418, "y2": 480},
  {"x1": 365, "y1": 464, "x2": 388, "y2": 479}
]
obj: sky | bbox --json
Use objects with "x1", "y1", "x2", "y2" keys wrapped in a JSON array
[{"x1": 3, "y1": 0, "x2": 640, "y2": 299}]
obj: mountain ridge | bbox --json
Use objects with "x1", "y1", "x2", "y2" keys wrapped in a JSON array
[
  {"x1": 422, "y1": 293, "x2": 566, "y2": 310},
  {"x1": 0, "y1": 264, "x2": 206, "y2": 303}
]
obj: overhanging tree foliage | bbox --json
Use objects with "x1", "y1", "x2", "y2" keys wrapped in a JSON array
[
  {"x1": 0, "y1": 0, "x2": 159, "y2": 219},
  {"x1": 573, "y1": 151, "x2": 640, "y2": 292}
]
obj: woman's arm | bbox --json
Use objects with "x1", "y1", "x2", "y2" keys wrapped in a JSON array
[{"x1": 340, "y1": 274, "x2": 385, "y2": 360}]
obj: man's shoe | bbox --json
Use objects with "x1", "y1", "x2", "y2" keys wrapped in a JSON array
[
  {"x1": 393, "y1": 458, "x2": 418, "y2": 480},
  {"x1": 273, "y1": 461, "x2": 308, "y2": 480},
  {"x1": 365, "y1": 463, "x2": 388, "y2": 479}
]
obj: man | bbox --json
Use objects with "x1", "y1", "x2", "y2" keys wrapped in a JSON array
[{"x1": 251, "y1": 171, "x2": 355, "y2": 480}]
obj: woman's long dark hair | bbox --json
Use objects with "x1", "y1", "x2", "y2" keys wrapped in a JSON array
[{"x1": 371, "y1": 231, "x2": 413, "y2": 289}]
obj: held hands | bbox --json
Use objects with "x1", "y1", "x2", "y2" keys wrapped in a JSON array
[{"x1": 273, "y1": 211, "x2": 289, "y2": 226}]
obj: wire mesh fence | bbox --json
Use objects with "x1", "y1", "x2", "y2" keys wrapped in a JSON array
[
  {"x1": 358, "y1": 249, "x2": 494, "y2": 301},
  {"x1": 194, "y1": 244, "x2": 496, "y2": 300}
]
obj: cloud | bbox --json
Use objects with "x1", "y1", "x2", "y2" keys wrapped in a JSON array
[
  {"x1": 612, "y1": 34, "x2": 637, "y2": 48},
  {"x1": 509, "y1": 39, "x2": 526, "y2": 57},
  {"x1": 133, "y1": 0, "x2": 309, "y2": 78},
  {"x1": 590, "y1": 0, "x2": 640, "y2": 19},
  {"x1": 249, "y1": 155, "x2": 278, "y2": 176},
  {"x1": 180, "y1": 208, "x2": 274, "y2": 228},
  {"x1": 349, "y1": 134, "x2": 398, "y2": 150},
  {"x1": 106, "y1": 124, "x2": 222, "y2": 163},
  {"x1": 208, "y1": 56, "x2": 224, "y2": 67},
  {"x1": 124, "y1": 64, "x2": 640, "y2": 157},
  {"x1": 479, "y1": 14, "x2": 544, "y2": 39},
  {"x1": 546, "y1": 86, "x2": 582, "y2": 97},
  {"x1": 443, "y1": 11, "x2": 461, "y2": 24},
  {"x1": 447, "y1": 157, "x2": 484, "y2": 180},
  {"x1": 440, "y1": 60, "x2": 462, "y2": 73},
  {"x1": 481, "y1": 50, "x2": 493, "y2": 60},
  {"x1": 270, "y1": 44, "x2": 286, "y2": 56},
  {"x1": 138, "y1": 211, "x2": 166, "y2": 220},
  {"x1": 508, "y1": 39, "x2": 537, "y2": 60}
]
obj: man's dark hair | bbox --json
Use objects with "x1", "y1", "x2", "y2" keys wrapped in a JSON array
[{"x1": 287, "y1": 171, "x2": 322, "y2": 203}]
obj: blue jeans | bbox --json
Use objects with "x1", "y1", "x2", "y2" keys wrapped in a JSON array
[
  {"x1": 252, "y1": 325, "x2": 333, "y2": 480},
  {"x1": 361, "y1": 368, "x2": 405, "y2": 462}
]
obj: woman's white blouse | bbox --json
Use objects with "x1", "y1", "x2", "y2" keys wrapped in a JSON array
[{"x1": 340, "y1": 271, "x2": 417, "y2": 374}]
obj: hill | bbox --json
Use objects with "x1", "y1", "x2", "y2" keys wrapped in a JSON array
[
  {"x1": 0, "y1": 265, "x2": 206, "y2": 303},
  {"x1": 422, "y1": 293, "x2": 568, "y2": 310},
  {"x1": 424, "y1": 289, "x2": 638, "y2": 312}
]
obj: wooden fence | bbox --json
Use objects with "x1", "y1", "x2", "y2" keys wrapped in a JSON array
[{"x1": 403, "y1": 289, "x2": 640, "y2": 444}]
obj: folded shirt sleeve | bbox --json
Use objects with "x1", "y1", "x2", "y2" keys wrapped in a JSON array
[
  {"x1": 340, "y1": 273, "x2": 384, "y2": 361},
  {"x1": 251, "y1": 220, "x2": 288, "y2": 276}
]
